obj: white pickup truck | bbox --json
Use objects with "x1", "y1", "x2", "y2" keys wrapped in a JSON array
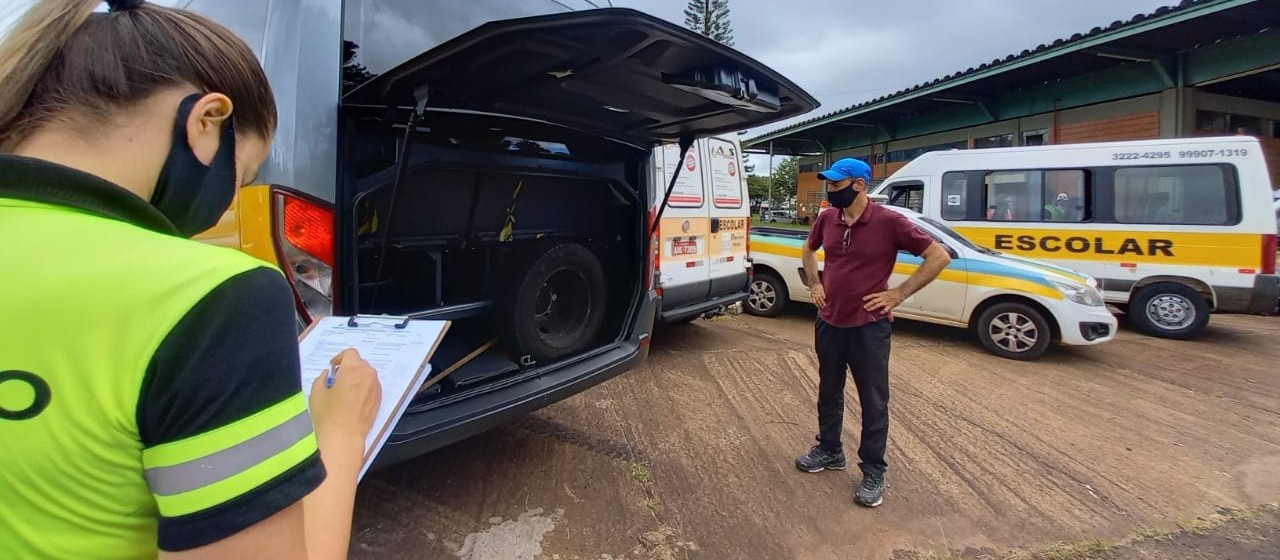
[{"x1": 746, "y1": 205, "x2": 1118, "y2": 360}]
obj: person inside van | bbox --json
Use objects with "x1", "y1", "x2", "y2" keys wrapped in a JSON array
[
  {"x1": 1043, "y1": 192, "x2": 1069, "y2": 221},
  {"x1": 0, "y1": 1, "x2": 380, "y2": 558}
]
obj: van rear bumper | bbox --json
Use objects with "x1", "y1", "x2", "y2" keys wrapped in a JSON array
[
  {"x1": 1217, "y1": 275, "x2": 1280, "y2": 315},
  {"x1": 659, "y1": 291, "x2": 747, "y2": 323},
  {"x1": 367, "y1": 292, "x2": 657, "y2": 472}
]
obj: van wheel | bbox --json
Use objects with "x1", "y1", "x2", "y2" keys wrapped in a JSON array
[
  {"x1": 501, "y1": 243, "x2": 607, "y2": 363},
  {"x1": 1128, "y1": 283, "x2": 1210, "y2": 340},
  {"x1": 746, "y1": 270, "x2": 788, "y2": 317},
  {"x1": 975, "y1": 302, "x2": 1051, "y2": 361}
]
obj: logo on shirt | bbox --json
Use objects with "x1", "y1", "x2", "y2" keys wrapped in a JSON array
[{"x1": 0, "y1": 370, "x2": 51, "y2": 421}]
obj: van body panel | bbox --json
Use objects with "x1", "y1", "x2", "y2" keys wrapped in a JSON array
[
  {"x1": 872, "y1": 136, "x2": 1280, "y2": 328},
  {"x1": 653, "y1": 136, "x2": 752, "y2": 321}
]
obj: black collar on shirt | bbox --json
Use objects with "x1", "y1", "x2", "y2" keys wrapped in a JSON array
[{"x1": 0, "y1": 154, "x2": 179, "y2": 236}]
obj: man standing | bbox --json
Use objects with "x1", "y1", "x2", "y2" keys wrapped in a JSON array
[{"x1": 795, "y1": 158, "x2": 951, "y2": 507}]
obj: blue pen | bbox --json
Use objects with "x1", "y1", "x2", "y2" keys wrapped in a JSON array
[{"x1": 325, "y1": 366, "x2": 339, "y2": 389}]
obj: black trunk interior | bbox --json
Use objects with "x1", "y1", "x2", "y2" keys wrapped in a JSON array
[{"x1": 340, "y1": 111, "x2": 646, "y2": 407}]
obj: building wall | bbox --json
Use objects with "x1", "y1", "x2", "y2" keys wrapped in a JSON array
[{"x1": 1055, "y1": 110, "x2": 1161, "y2": 143}]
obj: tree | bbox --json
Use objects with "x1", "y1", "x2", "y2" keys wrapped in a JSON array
[
  {"x1": 684, "y1": 0, "x2": 734, "y2": 47},
  {"x1": 747, "y1": 174, "x2": 770, "y2": 204},
  {"x1": 770, "y1": 157, "x2": 799, "y2": 204}
]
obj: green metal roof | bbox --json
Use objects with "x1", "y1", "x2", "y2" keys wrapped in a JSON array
[{"x1": 746, "y1": 0, "x2": 1277, "y2": 151}]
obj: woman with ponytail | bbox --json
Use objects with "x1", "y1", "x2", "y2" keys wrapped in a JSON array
[{"x1": 0, "y1": 2, "x2": 380, "y2": 558}]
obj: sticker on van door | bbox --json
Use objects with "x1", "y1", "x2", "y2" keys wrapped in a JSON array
[
  {"x1": 709, "y1": 139, "x2": 743, "y2": 208},
  {"x1": 661, "y1": 144, "x2": 703, "y2": 207}
]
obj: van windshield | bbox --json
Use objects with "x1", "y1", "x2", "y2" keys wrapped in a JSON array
[{"x1": 919, "y1": 217, "x2": 999, "y2": 255}]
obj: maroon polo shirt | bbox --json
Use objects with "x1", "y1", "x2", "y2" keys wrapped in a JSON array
[{"x1": 807, "y1": 203, "x2": 935, "y2": 328}]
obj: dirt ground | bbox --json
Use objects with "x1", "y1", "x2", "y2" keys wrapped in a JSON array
[{"x1": 349, "y1": 307, "x2": 1280, "y2": 560}]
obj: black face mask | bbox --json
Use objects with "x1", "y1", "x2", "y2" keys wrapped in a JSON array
[
  {"x1": 150, "y1": 93, "x2": 238, "y2": 237},
  {"x1": 827, "y1": 185, "x2": 859, "y2": 209}
]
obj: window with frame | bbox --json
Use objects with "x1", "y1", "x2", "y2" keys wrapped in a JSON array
[
  {"x1": 1113, "y1": 165, "x2": 1237, "y2": 225},
  {"x1": 941, "y1": 172, "x2": 969, "y2": 220},
  {"x1": 984, "y1": 169, "x2": 1087, "y2": 222}
]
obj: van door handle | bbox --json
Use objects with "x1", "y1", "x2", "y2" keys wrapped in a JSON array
[{"x1": 710, "y1": 218, "x2": 721, "y2": 233}]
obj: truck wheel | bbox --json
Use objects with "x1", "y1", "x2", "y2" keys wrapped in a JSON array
[
  {"x1": 1128, "y1": 282, "x2": 1210, "y2": 340},
  {"x1": 746, "y1": 270, "x2": 788, "y2": 317},
  {"x1": 501, "y1": 243, "x2": 607, "y2": 363},
  {"x1": 975, "y1": 301, "x2": 1051, "y2": 361}
]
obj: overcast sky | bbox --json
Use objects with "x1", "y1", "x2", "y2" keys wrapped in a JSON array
[
  {"x1": 611, "y1": 0, "x2": 1175, "y2": 141},
  {"x1": 1, "y1": 0, "x2": 1178, "y2": 163}
]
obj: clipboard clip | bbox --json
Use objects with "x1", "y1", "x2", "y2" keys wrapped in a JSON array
[{"x1": 347, "y1": 314, "x2": 412, "y2": 329}]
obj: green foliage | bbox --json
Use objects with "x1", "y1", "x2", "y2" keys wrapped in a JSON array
[{"x1": 683, "y1": 0, "x2": 734, "y2": 46}]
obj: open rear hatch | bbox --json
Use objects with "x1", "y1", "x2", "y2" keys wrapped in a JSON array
[
  {"x1": 342, "y1": 7, "x2": 819, "y2": 146},
  {"x1": 340, "y1": 8, "x2": 817, "y2": 410}
]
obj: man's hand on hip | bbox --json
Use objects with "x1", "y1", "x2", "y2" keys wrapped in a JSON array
[{"x1": 863, "y1": 287, "x2": 905, "y2": 315}]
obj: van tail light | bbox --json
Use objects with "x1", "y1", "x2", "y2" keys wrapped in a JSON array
[
  {"x1": 647, "y1": 208, "x2": 662, "y2": 296},
  {"x1": 271, "y1": 187, "x2": 335, "y2": 324},
  {"x1": 746, "y1": 213, "x2": 754, "y2": 280},
  {"x1": 1263, "y1": 234, "x2": 1277, "y2": 275}
]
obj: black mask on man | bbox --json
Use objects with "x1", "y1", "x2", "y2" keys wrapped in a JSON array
[
  {"x1": 150, "y1": 94, "x2": 238, "y2": 237},
  {"x1": 827, "y1": 184, "x2": 859, "y2": 209}
]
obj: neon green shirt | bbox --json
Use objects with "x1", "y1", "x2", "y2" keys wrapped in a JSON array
[{"x1": 0, "y1": 156, "x2": 324, "y2": 557}]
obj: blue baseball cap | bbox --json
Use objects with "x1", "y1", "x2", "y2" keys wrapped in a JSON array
[{"x1": 816, "y1": 158, "x2": 872, "y2": 183}]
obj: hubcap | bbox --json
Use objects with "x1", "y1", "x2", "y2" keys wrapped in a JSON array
[
  {"x1": 988, "y1": 312, "x2": 1039, "y2": 353},
  {"x1": 1145, "y1": 294, "x2": 1195, "y2": 330},
  {"x1": 748, "y1": 279, "x2": 776, "y2": 312}
]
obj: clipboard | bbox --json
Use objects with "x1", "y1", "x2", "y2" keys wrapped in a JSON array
[{"x1": 297, "y1": 314, "x2": 451, "y2": 479}]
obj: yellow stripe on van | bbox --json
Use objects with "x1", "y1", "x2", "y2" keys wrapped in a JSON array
[
  {"x1": 892, "y1": 262, "x2": 1063, "y2": 300},
  {"x1": 953, "y1": 227, "x2": 1263, "y2": 268},
  {"x1": 751, "y1": 239, "x2": 1064, "y2": 300}
]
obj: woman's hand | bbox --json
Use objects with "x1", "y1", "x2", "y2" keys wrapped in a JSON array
[{"x1": 308, "y1": 348, "x2": 381, "y2": 451}]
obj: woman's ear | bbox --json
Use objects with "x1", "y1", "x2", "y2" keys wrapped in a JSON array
[{"x1": 184, "y1": 93, "x2": 234, "y2": 165}]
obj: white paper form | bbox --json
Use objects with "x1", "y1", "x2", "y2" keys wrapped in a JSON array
[{"x1": 298, "y1": 316, "x2": 450, "y2": 479}]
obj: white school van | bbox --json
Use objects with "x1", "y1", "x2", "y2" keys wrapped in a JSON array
[
  {"x1": 871, "y1": 136, "x2": 1280, "y2": 339},
  {"x1": 746, "y1": 205, "x2": 1118, "y2": 360},
  {"x1": 652, "y1": 135, "x2": 752, "y2": 323}
]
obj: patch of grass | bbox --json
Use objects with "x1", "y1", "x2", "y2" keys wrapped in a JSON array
[
  {"x1": 899, "y1": 552, "x2": 965, "y2": 560},
  {"x1": 1177, "y1": 516, "x2": 1218, "y2": 534},
  {"x1": 1133, "y1": 525, "x2": 1174, "y2": 542},
  {"x1": 645, "y1": 497, "x2": 661, "y2": 513},
  {"x1": 1226, "y1": 507, "x2": 1264, "y2": 522},
  {"x1": 631, "y1": 463, "x2": 651, "y2": 484},
  {"x1": 1040, "y1": 538, "x2": 1111, "y2": 560}
]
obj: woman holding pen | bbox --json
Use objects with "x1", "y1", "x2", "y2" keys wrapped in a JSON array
[{"x1": 0, "y1": 1, "x2": 381, "y2": 558}]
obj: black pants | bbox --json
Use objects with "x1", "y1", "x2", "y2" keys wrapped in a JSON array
[{"x1": 815, "y1": 317, "x2": 892, "y2": 475}]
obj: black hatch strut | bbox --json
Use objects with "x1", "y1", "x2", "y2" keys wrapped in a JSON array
[
  {"x1": 368, "y1": 84, "x2": 431, "y2": 310},
  {"x1": 650, "y1": 135, "x2": 695, "y2": 237}
]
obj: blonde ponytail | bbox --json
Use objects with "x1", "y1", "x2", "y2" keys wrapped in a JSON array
[{"x1": 0, "y1": 0, "x2": 99, "y2": 150}]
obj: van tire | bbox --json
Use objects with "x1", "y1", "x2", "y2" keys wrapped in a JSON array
[
  {"x1": 745, "y1": 270, "x2": 788, "y2": 317},
  {"x1": 501, "y1": 242, "x2": 607, "y2": 363},
  {"x1": 975, "y1": 301, "x2": 1052, "y2": 361},
  {"x1": 1128, "y1": 282, "x2": 1210, "y2": 340}
]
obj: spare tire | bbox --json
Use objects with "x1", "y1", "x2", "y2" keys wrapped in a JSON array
[{"x1": 500, "y1": 242, "x2": 607, "y2": 364}]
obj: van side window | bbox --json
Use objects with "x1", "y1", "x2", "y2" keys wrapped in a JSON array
[
  {"x1": 940, "y1": 172, "x2": 968, "y2": 220},
  {"x1": 1113, "y1": 165, "x2": 1239, "y2": 226},
  {"x1": 984, "y1": 169, "x2": 1089, "y2": 222},
  {"x1": 884, "y1": 181, "x2": 924, "y2": 213}
]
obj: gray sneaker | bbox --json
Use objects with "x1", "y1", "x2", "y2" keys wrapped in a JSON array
[
  {"x1": 855, "y1": 471, "x2": 885, "y2": 507},
  {"x1": 795, "y1": 445, "x2": 847, "y2": 473}
]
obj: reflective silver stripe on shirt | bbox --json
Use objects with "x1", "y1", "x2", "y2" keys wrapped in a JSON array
[{"x1": 144, "y1": 410, "x2": 314, "y2": 496}]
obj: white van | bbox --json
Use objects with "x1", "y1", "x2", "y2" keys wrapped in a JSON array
[
  {"x1": 747, "y1": 205, "x2": 1118, "y2": 360},
  {"x1": 652, "y1": 135, "x2": 752, "y2": 323},
  {"x1": 870, "y1": 136, "x2": 1280, "y2": 339}
]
